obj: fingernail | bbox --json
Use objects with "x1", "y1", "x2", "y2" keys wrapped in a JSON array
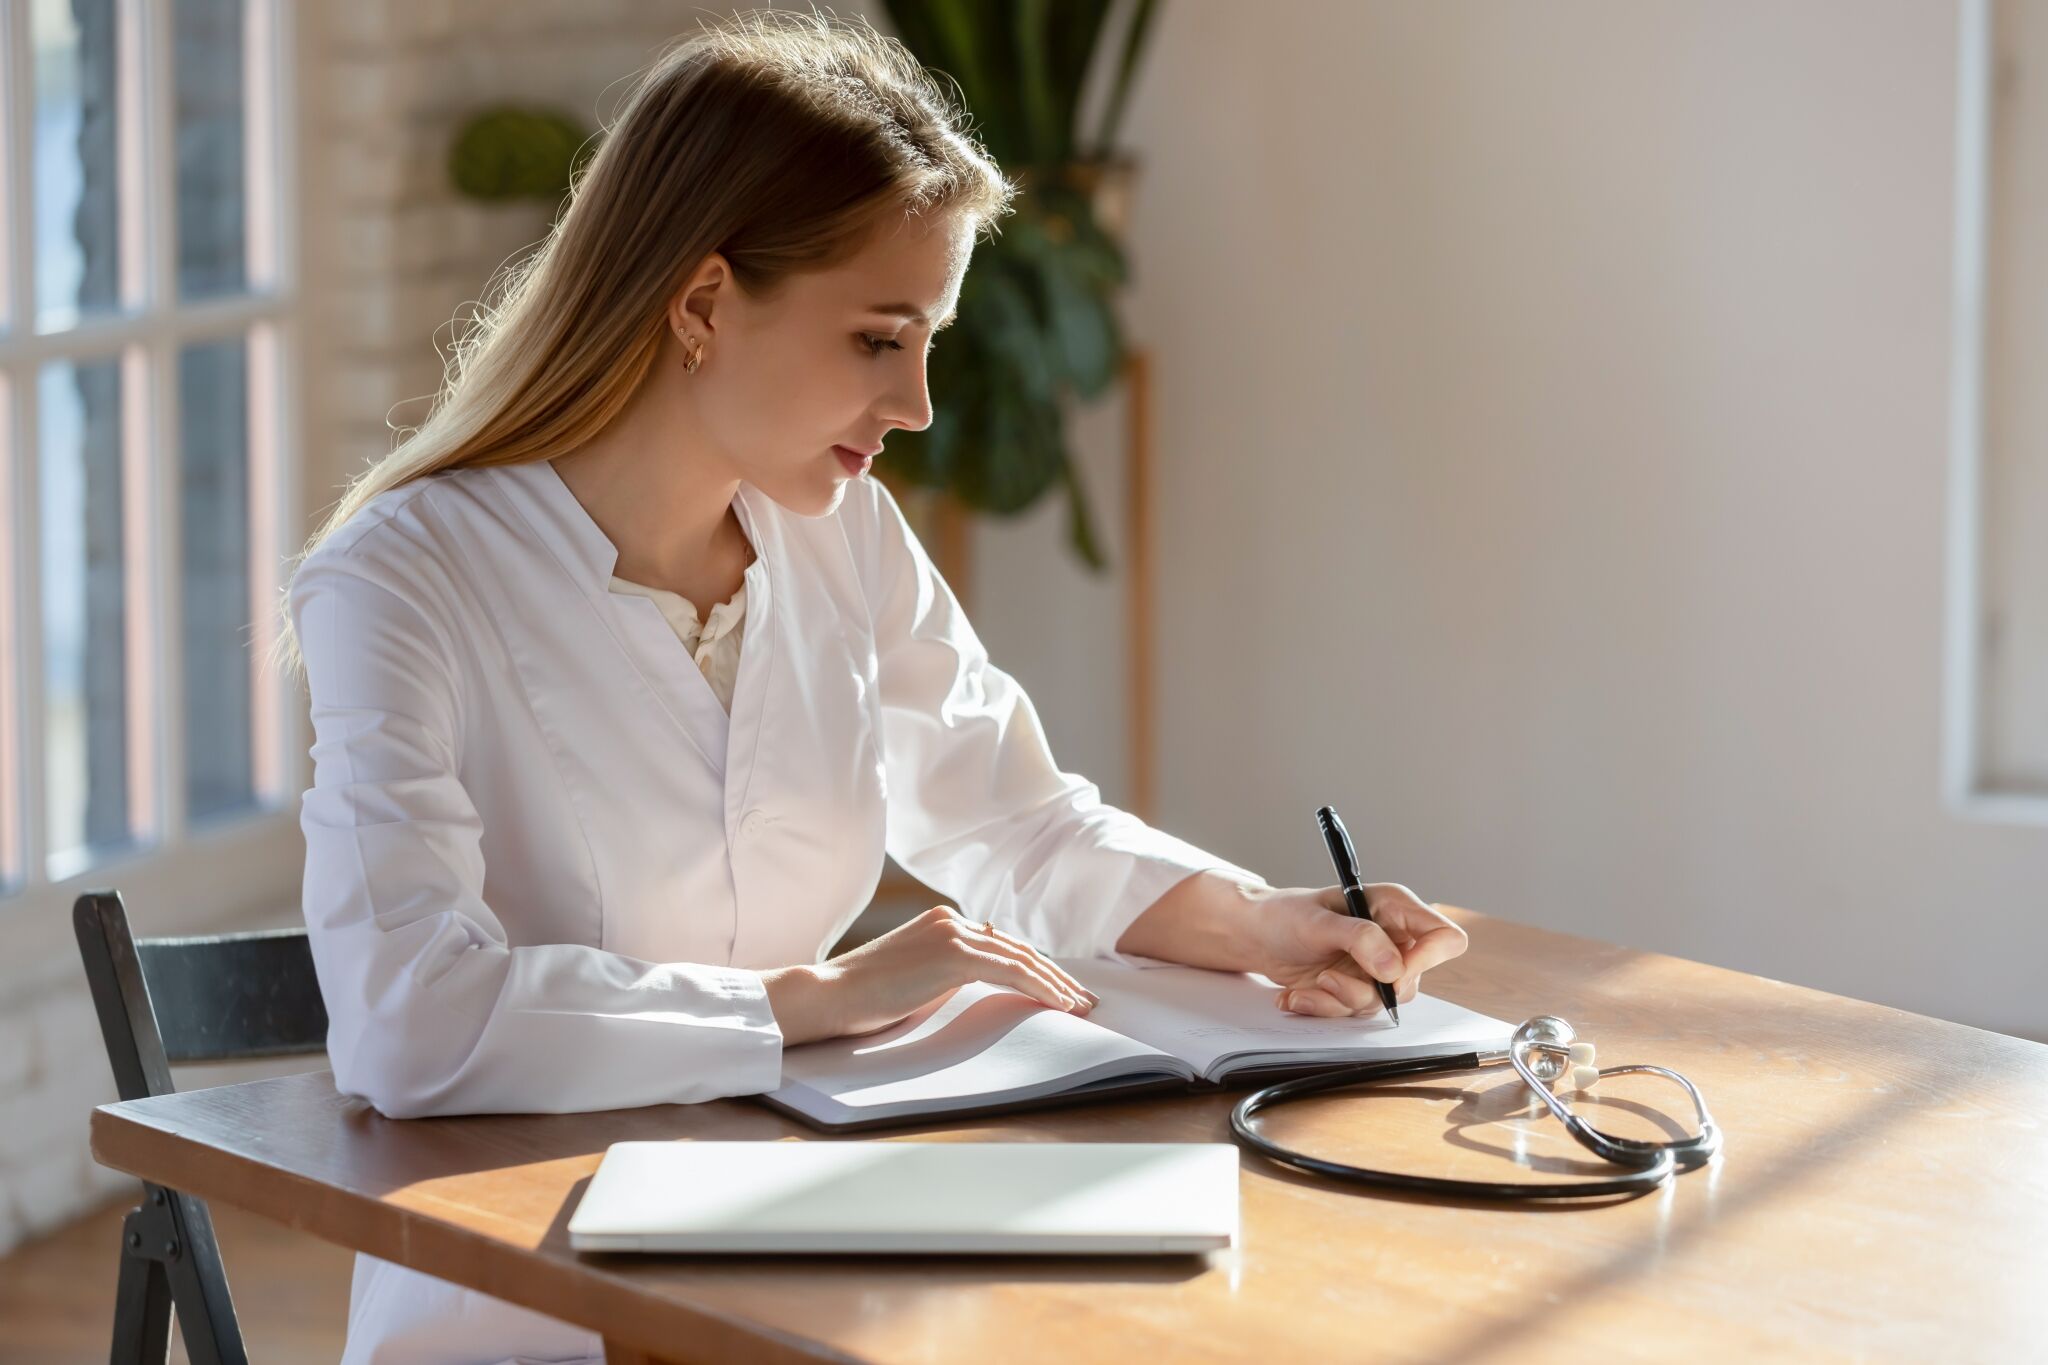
[
  {"x1": 1318, "y1": 972, "x2": 1340, "y2": 992},
  {"x1": 1376, "y1": 956, "x2": 1400, "y2": 979}
]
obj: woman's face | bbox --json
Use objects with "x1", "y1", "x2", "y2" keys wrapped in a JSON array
[{"x1": 673, "y1": 207, "x2": 973, "y2": 518}]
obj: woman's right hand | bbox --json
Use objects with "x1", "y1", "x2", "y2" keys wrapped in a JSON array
[{"x1": 760, "y1": 905, "x2": 1100, "y2": 1046}]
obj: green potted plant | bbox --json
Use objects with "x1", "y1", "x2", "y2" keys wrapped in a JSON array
[
  {"x1": 877, "y1": 0, "x2": 1159, "y2": 572},
  {"x1": 447, "y1": 106, "x2": 594, "y2": 205}
]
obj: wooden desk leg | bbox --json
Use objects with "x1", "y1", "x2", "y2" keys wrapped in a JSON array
[{"x1": 604, "y1": 1339, "x2": 693, "y2": 1365}]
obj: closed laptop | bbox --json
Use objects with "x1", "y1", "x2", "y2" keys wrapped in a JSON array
[{"x1": 567, "y1": 1140, "x2": 1240, "y2": 1254}]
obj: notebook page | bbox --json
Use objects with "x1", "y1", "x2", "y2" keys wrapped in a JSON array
[
  {"x1": 1060, "y1": 957, "x2": 1513, "y2": 1080},
  {"x1": 767, "y1": 980, "x2": 1193, "y2": 1126}
]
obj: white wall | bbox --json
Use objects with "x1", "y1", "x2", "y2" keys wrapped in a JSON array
[{"x1": 975, "y1": 0, "x2": 2048, "y2": 1038}]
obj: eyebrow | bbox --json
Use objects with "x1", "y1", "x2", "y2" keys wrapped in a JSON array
[{"x1": 867, "y1": 302, "x2": 957, "y2": 330}]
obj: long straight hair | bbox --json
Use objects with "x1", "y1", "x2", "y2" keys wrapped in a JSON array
[{"x1": 271, "y1": 7, "x2": 1014, "y2": 680}]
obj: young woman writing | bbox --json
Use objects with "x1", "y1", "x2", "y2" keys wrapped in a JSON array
[{"x1": 279, "y1": 12, "x2": 1467, "y2": 1363}]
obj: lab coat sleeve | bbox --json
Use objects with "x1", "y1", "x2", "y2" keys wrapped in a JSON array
[
  {"x1": 290, "y1": 556, "x2": 783, "y2": 1119},
  {"x1": 859, "y1": 478, "x2": 1270, "y2": 964}
]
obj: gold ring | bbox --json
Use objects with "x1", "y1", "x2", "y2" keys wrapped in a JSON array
[{"x1": 981, "y1": 919, "x2": 997, "y2": 935}]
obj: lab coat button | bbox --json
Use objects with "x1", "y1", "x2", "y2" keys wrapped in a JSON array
[{"x1": 739, "y1": 809, "x2": 768, "y2": 840}]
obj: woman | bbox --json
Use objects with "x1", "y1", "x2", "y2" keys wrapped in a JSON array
[{"x1": 280, "y1": 11, "x2": 1468, "y2": 1364}]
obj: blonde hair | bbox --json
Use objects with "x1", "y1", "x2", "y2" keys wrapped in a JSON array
[{"x1": 270, "y1": 6, "x2": 1014, "y2": 680}]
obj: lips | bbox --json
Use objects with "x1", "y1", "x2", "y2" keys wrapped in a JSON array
[{"x1": 835, "y1": 444, "x2": 883, "y2": 458}]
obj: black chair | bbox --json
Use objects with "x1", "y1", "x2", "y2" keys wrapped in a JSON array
[{"x1": 73, "y1": 888, "x2": 329, "y2": 1365}]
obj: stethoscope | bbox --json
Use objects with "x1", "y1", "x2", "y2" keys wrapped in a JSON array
[{"x1": 1229, "y1": 1015, "x2": 1721, "y2": 1200}]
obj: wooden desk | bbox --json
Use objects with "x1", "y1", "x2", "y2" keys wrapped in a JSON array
[{"x1": 89, "y1": 909, "x2": 2048, "y2": 1364}]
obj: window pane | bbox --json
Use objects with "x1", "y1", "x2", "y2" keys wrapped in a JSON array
[
  {"x1": 40, "y1": 356, "x2": 135, "y2": 871},
  {"x1": 174, "y1": 0, "x2": 247, "y2": 300},
  {"x1": 33, "y1": 0, "x2": 124, "y2": 331},
  {"x1": 181, "y1": 336, "x2": 254, "y2": 821}
]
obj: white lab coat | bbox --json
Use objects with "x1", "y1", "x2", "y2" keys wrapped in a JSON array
[{"x1": 289, "y1": 457, "x2": 1266, "y2": 1365}]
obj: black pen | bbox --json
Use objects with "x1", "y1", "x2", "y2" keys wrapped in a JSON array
[{"x1": 1314, "y1": 804, "x2": 1401, "y2": 1025}]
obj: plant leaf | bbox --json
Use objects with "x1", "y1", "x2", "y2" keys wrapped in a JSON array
[
  {"x1": 1048, "y1": 0, "x2": 1115, "y2": 145},
  {"x1": 884, "y1": 1, "x2": 1020, "y2": 160},
  {"x1": 1041, "y1": 257, "x2": 1120, "y2": 398},
  {"x1": 1012, "y1": 0, "x2": 1064, "y2": 164},
  {"x1": 1092, "y1": 0, "x2": 1159, "y2": 157},
  {"x1": 875, "y1": 1, "x2": 1150, "y2": 573}
]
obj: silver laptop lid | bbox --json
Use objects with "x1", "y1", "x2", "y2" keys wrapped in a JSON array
[{"x1": 568, "y1": 1141, "x2": 1240, "y2": 1254}]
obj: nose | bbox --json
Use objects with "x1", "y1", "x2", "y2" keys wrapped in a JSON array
[{"x1": 876, "y1": 348, "x2": 935, "y2": 434}]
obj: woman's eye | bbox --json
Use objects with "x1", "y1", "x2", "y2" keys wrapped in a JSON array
[{"x1": 859, "y1": 334, "x2": 903, "y2": 356}]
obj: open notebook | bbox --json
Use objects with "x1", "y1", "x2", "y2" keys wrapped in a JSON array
[{"x1": 758, "y1": 957, "x2": 1513, "y2": 1132}]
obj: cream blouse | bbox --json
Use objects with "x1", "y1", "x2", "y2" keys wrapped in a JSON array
[{"x1": 607, "y1": 572, "x2": 748, "y2": 713}]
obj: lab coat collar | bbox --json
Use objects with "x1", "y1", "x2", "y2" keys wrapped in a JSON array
[
  {"x1": 490, "y1": 456, "x2": 776, "y2": 784},
  {"x1": 496, "y1": 457, "x2": 773, "y2": 600}
]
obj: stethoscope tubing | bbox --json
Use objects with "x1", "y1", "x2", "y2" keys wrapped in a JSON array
[{"x1": 1228, "y1": 1040, "x2": 1718, "y2": 1202}]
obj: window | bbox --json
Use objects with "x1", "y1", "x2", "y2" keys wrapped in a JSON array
[
  {"x1": 1, "y1": 0, "x2": 298, "y2": 901},
  {"x1": 1946, "y1": 0, "x2": 2048, "y2": 822}
]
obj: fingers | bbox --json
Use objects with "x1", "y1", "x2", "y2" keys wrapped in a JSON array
[
  {"x1": 1404, "y1": 921, "x2": 1466, "y2": 976},
  {"x1": 1307, "y1": 968, "x2": 1386, "y2": 1016},
  {"x1": 971, "y1": 920, "x2": 1099, "y2": 1007},
  {"x1": 967, "y1": 948, "x2": 1091, "y2": 1013},
  {"x1": 1367, "y1": 885, "x2": 1470, "y2": 968},
  {"x1": 1343, "y1": 918, "x2": 1407, "y2": 984},
  {"x1": 1279, "y1": 988, "x2": 1341, "y2": 1015},
  {"x1": 1276, "y1": 977, "x2": 1381, "y2": 1017},
  {"x1": 1352, "y1": 886, "x2": 1468, "y2": 981},
  {"x1": 1316, "y1": 889, "x2": 1410, "y2": 979},
  {"x1": 933, "y1": 912, "x2": 1092, "y2": 1013},
  {"x1": 1280, "y1": 962, "x2": 1421, "y2": 1015},
  {"x1": 1280, "y1": 886, "x2": 1469, "y2": 1015}
]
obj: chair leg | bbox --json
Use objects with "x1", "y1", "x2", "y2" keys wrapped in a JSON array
[
  {"x1": 108, "y1": 1184, "x2": 249, "y2": 1365},
  {"x1": 111, "y1": 1204, "x2": 173, "y2": 1363},
  {"x1": 160, "y1": 1192, "x2": 246, "y2": 1365}
]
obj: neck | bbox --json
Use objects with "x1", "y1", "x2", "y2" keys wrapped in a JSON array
[{"x1": 547, "y1": 375, "x2": 747, "y2": 590}]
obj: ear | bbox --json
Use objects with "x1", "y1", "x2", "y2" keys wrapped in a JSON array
[{"x1": 667, "y1": 251, "x2": 732, "y2": 339}]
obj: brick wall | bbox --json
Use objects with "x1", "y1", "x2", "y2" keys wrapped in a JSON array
[
  {"x1": 0, "y1": 903, "x2": 314, "y2": 1255},
  {"x1": 0, "y1": 0, "x2": 888, "y2": 1259},
  {"x1": 0, "y1": 950, "x2": 146, "y2": 1253}
]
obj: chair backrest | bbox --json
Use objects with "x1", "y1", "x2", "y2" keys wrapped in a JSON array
[
  {"x1": 74, "y1": 889, "x2": 328, "y2": 1103},
  {"x1": 72, "y1": 888, "x2": 330, "y2": 1365}
]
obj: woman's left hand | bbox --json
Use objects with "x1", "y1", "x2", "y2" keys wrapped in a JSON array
[{"x1": 1238, "y1": 884, "x2": 1470, "y2": 1016}]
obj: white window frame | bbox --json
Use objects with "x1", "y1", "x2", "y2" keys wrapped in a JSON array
[
  {"x1": 0, "y1": 0, "x2": 306, "y2": 969},
  {"x1": 1944, "y1": 0, "x2": 2048, "y2": 826}
]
